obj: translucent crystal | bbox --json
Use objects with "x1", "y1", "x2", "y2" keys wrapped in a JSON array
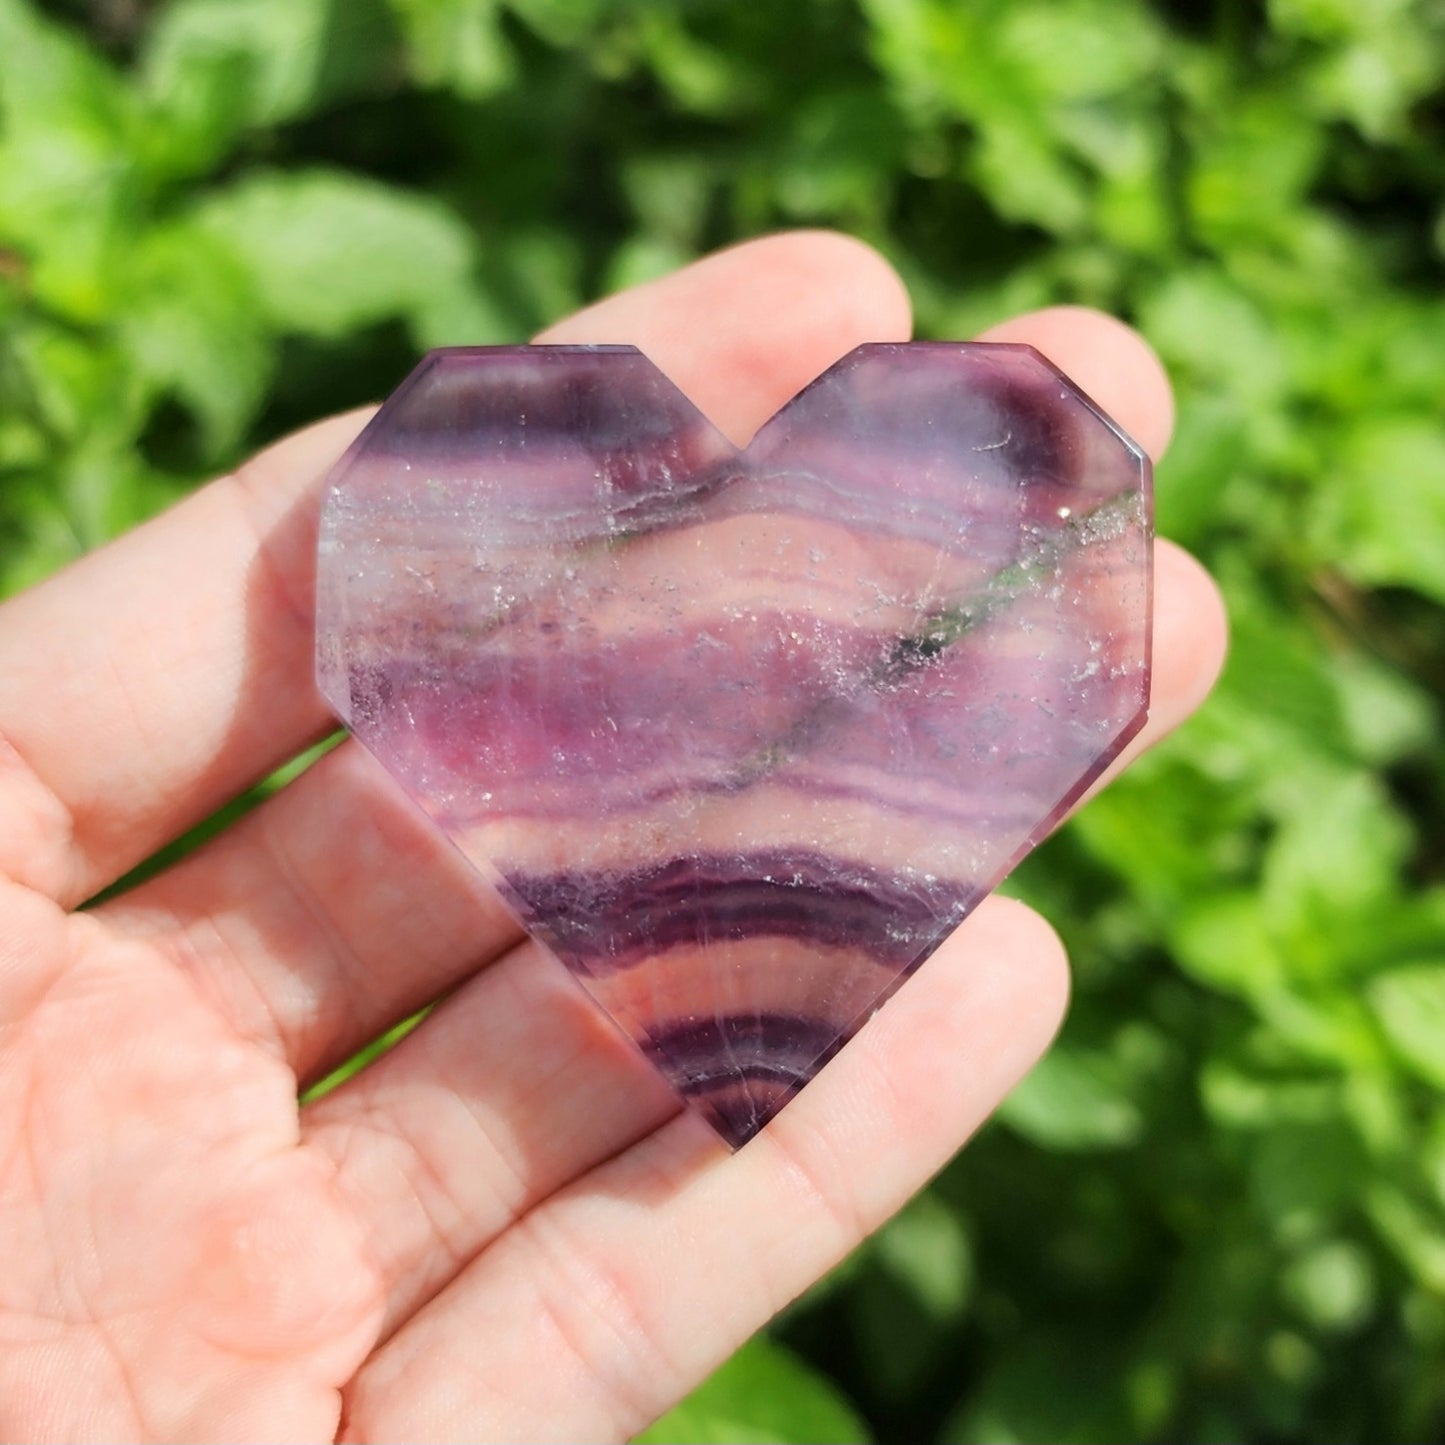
[{"x1": 316, "y1": 344, "x2": 1152, "y2": 1147}]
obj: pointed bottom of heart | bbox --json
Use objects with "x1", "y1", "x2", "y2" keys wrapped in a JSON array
[
  {"x1": 561, "y1": 976, "x2": 902, "y2": 1149},
  {"x1": 690, "y1": 1085, "x2": 800, "y2": 1150},
  {"x1": 501, "y1": 850, "x2": 970, "y2": 1149}
]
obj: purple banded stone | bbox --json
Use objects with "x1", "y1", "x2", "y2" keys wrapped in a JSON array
[{"x1": 316, "y1": 343, "x2": 1152, "y2": 1148}]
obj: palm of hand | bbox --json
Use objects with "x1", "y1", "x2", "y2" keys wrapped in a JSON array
[
  {"x1": 4, "y1": 898, "x2": 379, "y2": 1439},
  {"x1": 0, "y1": 236, "x2": 1225, "y2": 1443}
]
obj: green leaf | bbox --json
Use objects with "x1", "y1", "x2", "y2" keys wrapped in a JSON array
[
  {"x1": 1140, "y1": 269, "x2": 1290, "y2": 404},
  {"x1": 995, "y1": 0, "x2": 1162, "y2": 104},
  {"x1": 621, "y1": 154, "x2": 715, "y2": 247},
  {"x1": 1306, "y1": 25, "x2": 1445, "y2": 141},
  {"x1": 998, "y1": 1045, "x2": 1144, "y2": 1151},
  {"x1": 1194, "y1": 601, "x2": 1355, "y2": 797},
  {"x1": 1328, "y1": 418, "x2": 1445, "y2": 609},
  {"x1": 870, "y1": 1190, "x2": 972, "y2": 1320},
  {"x1": 1267, "y1": 0, "x2": 1414, "y2": 40},
  {"x1": 1187, "y1": 94, "x2": 1327, "y2": 246},
  {"x1": 1369, "y1": 964, "x2": 1445, "y2": 1091},
  {"x1": 1368, "y1": 1186, "x2": 1445, "y2": 1293},
  {"x1": 192, "y1": 168, "x2": 481, "y2": 341},
  {"x1": 1261, "y1": 772, "x2": 1411, "y2": 943},
  {"x1": 1173, "y1": 890, "x2": 1284, "y2": 1000},
  {"x1": 1070, "y1": 756, "x2": 1243, "y2": 917},
  {"x1": 1199, "y1": 1064, "x2": 1343, "y2": 1131},
  {"x1": 848, "y1": 1193, "x2": 972, "y2": 1396},
  {"x1": 605, "y1": 234, "x2": 695, "y2": 294},
  {"x1": 505, "y1": 0, "x2": 607, "y2": 47},
  {"x1": 6, "y1": 317, "x2": 145, "y2": 459},
  {"x1": 1282, "y1": 1239, "x2": 1377, "y2": 1331},
  {"x1": 475, "y1": 227, "x2": 584, "y2": 336},
  {"x1": 139, "y1": 0, "x2": 396, "y2": 172},
  {"x1": 969, "y1": 122, "x2": 1090, "y2": 236},
  {"x1": 0, "y1": 0, "x2": 142, "y2": 317},
  {"x1": 1333, "y1": 648, "x2": 1438, "y2": 766},
  {"x1": 940, "y1": 1340, "x2": 1138, "y2": 1445},
  {"x1": 1248, "y1": 1120, "x2": 1370, "y2": 1234},
  {"x1": 1153, "y1": 395, "x2": 1251, "y2": 546},
  {"x1": 118, "y1": 219, "x2": 271, "y2": 456},
  {"x1": 864, "y1": 0, "x2": 1162, "y2": 236},
  {"x1": 769, "y1": 89, "x2": 908, "y2": 225},
  {"x1": 633, "y1": 1336, "x2": 871, "y2": 1444},
  {"x1": 389, "y1": 0, "x2": 514, "y2": 99},
  {"x1": 638, "y1": 11, "x2": 759, "y2": 118}
]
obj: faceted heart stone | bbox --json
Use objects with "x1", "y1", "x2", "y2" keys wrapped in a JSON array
[{"x1": 316, "y1": 343, "x2": 1152, "y2": 1148}]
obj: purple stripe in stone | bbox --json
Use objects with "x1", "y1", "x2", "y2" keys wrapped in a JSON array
[
  {"x1": 640, "y1": 1013, "x2": 848, "y2": 1145},
  {"x1": 355, "y1": 345, "x2": 724, "y2": 460},
  {"x1": 504, "y1": 851, "x2": 981, "y2": 973},
  {"x1": 641, "y1": 1012, "x2": 846, "y2": 1090}
]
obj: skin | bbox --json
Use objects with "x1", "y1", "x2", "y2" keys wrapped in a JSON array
[{"x1": 0, "y1": 233, "x2": 1227, "y2": 1443}]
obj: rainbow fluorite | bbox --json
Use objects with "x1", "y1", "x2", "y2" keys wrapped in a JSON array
[{"x1": 316, "y1": 343, "x2": 1152, "y2": 1147}]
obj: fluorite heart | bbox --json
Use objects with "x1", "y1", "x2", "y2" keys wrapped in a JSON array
[{"x1": 316, "y1": 343, "x2": 1152, "y2": 1147}]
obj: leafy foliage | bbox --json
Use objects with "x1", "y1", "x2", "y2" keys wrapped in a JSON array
[{"x1": 3, "y1": 0, "x2": 1443, "y2": 1439}]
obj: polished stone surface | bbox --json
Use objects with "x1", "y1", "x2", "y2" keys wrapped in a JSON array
[{"x1": 317, "y1": 344, "x2": 1152, "y2": 1147}]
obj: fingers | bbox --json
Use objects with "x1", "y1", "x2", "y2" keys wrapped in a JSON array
[
  {"x1": 97, "y1": 742, "x2": 521, "y2": 1082},
  {"x1": 95, "y1": 232, "x2": 916, "y2": 1071},
  {"x1": 0, "y1": 232, "x2": 911, "y2": 910},
  {"x1": 0, "y1": 413, "x2": 368, "y2": 907},
  {"x1": 336, "y1": 896, "x2": 1068, "y2": 1443},
  {"x1": 300, "y1": 936, "x2": 679, "y2": 1340}
]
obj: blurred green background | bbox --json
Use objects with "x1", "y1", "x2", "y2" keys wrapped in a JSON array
[{"x1": 3, "y1": 0, "x2": 1444, "y2": 1440}]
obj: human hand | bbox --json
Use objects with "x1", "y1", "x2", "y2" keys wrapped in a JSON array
[{"x1": 0, "y1": 233, "x2": 1226, "y2": 1442}]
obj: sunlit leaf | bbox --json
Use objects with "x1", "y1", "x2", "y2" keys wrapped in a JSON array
[
  {"x1": 1330, "y1": 418, "x2": 1445, "y2": 609},
  {"x1": 140, "y1": 0, "x2": 395, "y2": 171},
  {"x1": 1369, "y1": 964, "x2": 1445, "y2": 1091},
  {"x1": 0, "y1": 0, "x2": 142, "y2": 316},
  {"x1": 118, "y1": 220, "x2": 272, "y2": 456},
  {"x1": 633, "y1": 1336, "x2": 871, "y2": 1444},
  {"x1": 998, "y1": 1045, "x2": 1144, "y2": 1151},
  {"x1": 1282, "y1": 1239, "x2": 1377, "y2": 1331},
  {"x1": 192, "y1": 169, "x2": 481, "y2": 341},
  {"x1": 389, "y1": 0, "x2": 514, "y2": 99}
]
